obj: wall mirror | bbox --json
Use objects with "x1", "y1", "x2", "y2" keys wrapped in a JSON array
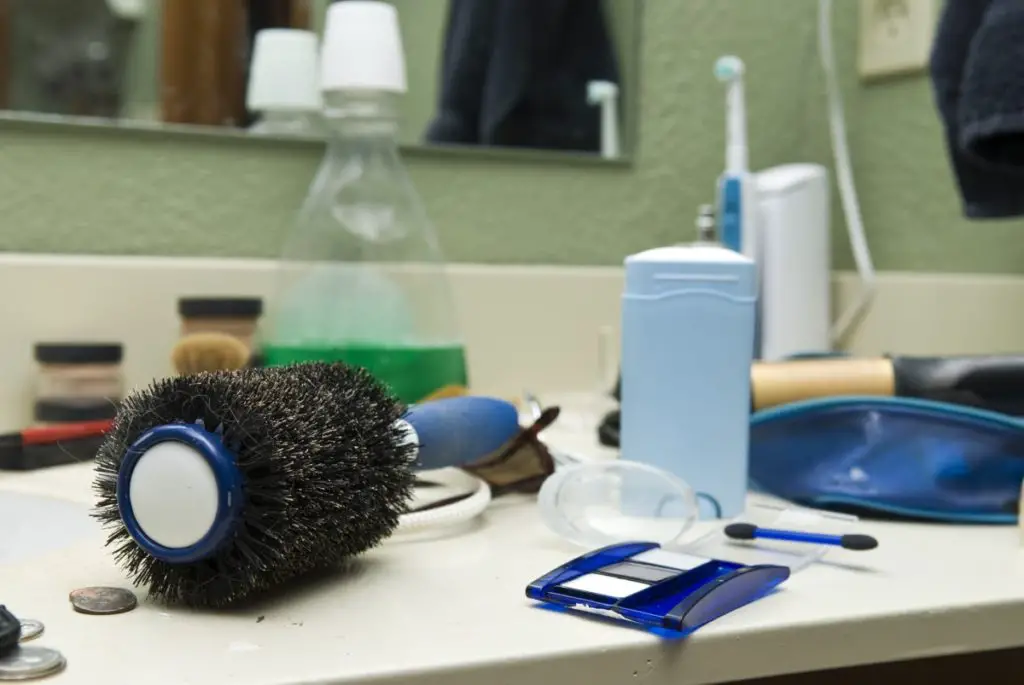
[{"x1": 0, "y1": 0, "x2": 641, "y2": 162}]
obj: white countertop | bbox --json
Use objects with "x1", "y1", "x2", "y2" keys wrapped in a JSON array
[{"x1": 3, "y1": 395, "x2": 1024, "y2": 685}]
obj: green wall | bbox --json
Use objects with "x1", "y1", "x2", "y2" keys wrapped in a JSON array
[{"x1": 0, "y1": 0, "x2": 1022, "y2": 273}]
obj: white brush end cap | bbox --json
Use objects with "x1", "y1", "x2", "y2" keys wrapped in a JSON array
[{"x1": 128, "y1": 441, "x2": 220, "y2": 549}]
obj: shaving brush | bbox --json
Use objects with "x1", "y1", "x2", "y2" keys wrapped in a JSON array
[
  {"x1": 92, "y1": 362, "x2": 519, "y2": 607},
  {"x1": 170, "y1": 332, "x2": 251, "y2": 376}
]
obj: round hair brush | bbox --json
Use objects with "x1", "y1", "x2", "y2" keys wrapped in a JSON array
[{"x1": 92, "y1": 362, "x2": 519, "y2": 608}]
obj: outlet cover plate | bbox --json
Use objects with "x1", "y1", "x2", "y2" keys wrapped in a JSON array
[{"x1": 857, "y1": 0, "x2": 937, "y2": 81}]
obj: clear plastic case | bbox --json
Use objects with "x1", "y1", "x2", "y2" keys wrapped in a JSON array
[
  {"x1": 538, "y1": 460, "x2": 859, "y2": 573},
  {"x1": 677, "y1": 502, "x2": 859, "y2": 573}
]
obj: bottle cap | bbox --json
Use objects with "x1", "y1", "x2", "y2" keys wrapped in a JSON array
[
  {"x1": 34, "y1": 343, "x2": 123, "y2": 365},
  {"x1": 178, "y1": 297, "x2": 264, "y2": 320},
  {"x1": 35, "y1": 399, "x2": 119, "y2": 423},
  {"x1": 246, "y1": 29, "x2": 322, "y2": 112},
  {"x1": 320, "y1": 1, "x2": 407, "y2": 94}
]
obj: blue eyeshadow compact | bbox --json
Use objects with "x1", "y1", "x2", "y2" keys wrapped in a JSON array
[{"x1": 526, "y1": 541, "x2": 790, "y2": 635}]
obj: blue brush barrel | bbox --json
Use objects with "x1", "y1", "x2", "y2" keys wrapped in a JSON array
[{"x1": 402, "y1": 396, "x2": 521, "y2": 471}]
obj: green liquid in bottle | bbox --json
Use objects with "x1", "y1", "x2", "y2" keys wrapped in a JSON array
[{"x1": 262, "y1": 342, "x2": 468, "y2": 404}]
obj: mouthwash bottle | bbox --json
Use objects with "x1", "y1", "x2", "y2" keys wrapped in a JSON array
[{"x1": 263, "y1": 1, "x2": 467, "y2": 403}]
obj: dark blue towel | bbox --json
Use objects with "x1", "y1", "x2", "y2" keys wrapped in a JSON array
[
  {"x1": 425, "y1": 0, "x2": 620, "y2": 153},
  {"x1": 930, "y1": 0, "x2": 1024, "y2": 219}
]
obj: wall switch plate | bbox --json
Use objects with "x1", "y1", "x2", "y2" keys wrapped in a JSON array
[{"x1": 857, "y1": 0, "x2": 937, "y2": 81}]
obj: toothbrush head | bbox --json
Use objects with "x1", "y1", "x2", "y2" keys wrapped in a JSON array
[
  {"x1": 714, "y1": 56, "x2": 745, "y2": 83},
  {"x1": 587, "y1": 80, "x2": 619, "y2": 104}
]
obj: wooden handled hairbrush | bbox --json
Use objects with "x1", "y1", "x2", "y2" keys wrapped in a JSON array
[{"x1": 601, "y1": 354, "x2": 1024, "y2": 447}]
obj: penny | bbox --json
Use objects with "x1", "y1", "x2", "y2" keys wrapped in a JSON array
[
  {"x1": 15, "y1": 621, "x2": 42, "y2": 643},
  {"x1": 68, "y1": 586, "x2": 137, "y2": 615},
  {"x1": 0, "y1": 646, "x2": 66, "y2": 681}
]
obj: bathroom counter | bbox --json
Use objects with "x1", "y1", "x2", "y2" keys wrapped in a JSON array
[{"x1": 4, "y1": 395, "x2": 1024, "y2": 685}]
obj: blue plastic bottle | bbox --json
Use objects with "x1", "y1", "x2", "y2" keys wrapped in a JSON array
[{"x1": 619, "y1": 206, "x2": 757, "y2": 519}]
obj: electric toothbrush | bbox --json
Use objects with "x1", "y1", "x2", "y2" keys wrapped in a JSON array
[{"x1": 713, "y1": 56, "x2": 758, "y2": 261}]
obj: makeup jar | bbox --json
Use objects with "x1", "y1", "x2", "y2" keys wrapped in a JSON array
[
  {"x1": 178, "y1": 297, "x2": 263, "y2": 353},
  {"x1": 34, "y1": 342, "x2": 124, "y2": 424}
]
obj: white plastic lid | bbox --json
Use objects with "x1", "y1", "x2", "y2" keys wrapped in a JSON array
[
  {"x1": 538, "y1": 461, "x2": 699, "y2": 548},
  {"x1": 247, "y1": 29, "x2": 322, "y2": 112},
  {"x1": 127, "y1": 441, "x2": 220, "y2": 549},
  {"x1": 626, "y1": 244, "x2": 752, "y2": 264},
  {"x1": 320, "y1": 1, "x2": 408, "y2": 94}
]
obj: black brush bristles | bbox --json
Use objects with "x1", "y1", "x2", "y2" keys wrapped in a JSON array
[{"x1": 92, "y1": 362, "x2": 416, "y2": 608}]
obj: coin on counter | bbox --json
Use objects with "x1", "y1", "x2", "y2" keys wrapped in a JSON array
[
  {"x1": 0, "y1": 646, "x2": 66, "y2": 681},
  {"x1": 69, "y1": 586, "x2": 137, "y2": 615},
  {"x1": 16, "y1": 621, "x2": 42, "y2": 642}
]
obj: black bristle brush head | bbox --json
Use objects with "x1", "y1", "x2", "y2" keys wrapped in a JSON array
[{"x1": 92, "y1": 362, "x2": 416, "y2": 608}]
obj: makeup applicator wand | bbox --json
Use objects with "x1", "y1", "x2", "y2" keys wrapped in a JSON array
[
  {"x1": 724, "y1": 522, "x2": 878, "y2": 551},
  {"x1": 93, "y1": 362, "x2": 520, "y2": 608}
]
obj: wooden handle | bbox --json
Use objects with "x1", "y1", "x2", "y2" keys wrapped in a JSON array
[{"x1": 751, "y1": 358, "x2": 896, "y2": 410}]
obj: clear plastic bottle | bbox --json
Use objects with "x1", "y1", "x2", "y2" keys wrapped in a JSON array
[{"x1": 262, "y1": 2, "x2": 467, "y2": 404}]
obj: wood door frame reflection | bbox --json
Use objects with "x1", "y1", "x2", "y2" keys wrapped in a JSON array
[
  {"x1": 290, "y1": 0, "x2": 311, "y2": 30},
  {"x1": 0, "y1": 0, "x2": 10, "y2": 110},
  {"x1": 161, "y1": 0, "x2": 245, "y2": 126},
  {"x1": 257, "y1": 0, "x2": 311, "y2": 29},
  {"x1": 160, "y1": 0, "x2": 313, "y2": 127}
]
